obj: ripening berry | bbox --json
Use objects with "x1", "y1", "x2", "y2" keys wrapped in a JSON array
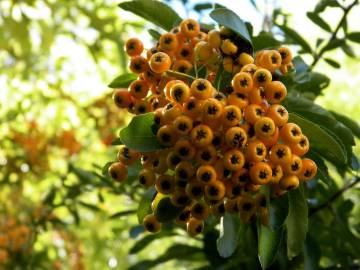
[
  {"x1": 113, "y1": 89, "x2": 133, "y2": 108},
  {"x1": 246, "y1": 140, "x2": 267, "y2": 163},
  {"x1": 190, "y1": 79, "x2": 213, "y2": 100},
  {"x1": 261, "y1": 50, "x2": 282, "y2": 71},
  {"x1": 190, "y1": 202, "x2": 210, "y2": 220},
  {"x1": 139, "y1": 168, "x2": 156, "y2": 187},
  {"x1": 129, "y1": 55, "x2": 149, "y2": 74},
  {"x1": 176, "y1": 209, "x2": 191, "y2": 225},
  {"x1": 149, "y1": 52, "x2": 172, "y2": 74},
  {"x1": 163, "y1": 103, "x2": 183, "y2": 122},
  {"x1": 155, "y1": 175, "x2": 175, "y2": 194},
  {"x1": 208, "y1": 29, "x2": 222, "y2": 49},
  {"x1": 195, "y1": 145, "x2": 217, "y2": 165},
  {"x1": 280, "y1": 123, "x2": 302, "y2": 143},
  {"x1": 249, "y1": 162, "x2": 272, "y2": 185},
  {"x1": 270, "y1": 163, "x2": 283, "y2": 184},
  {"x1": 196, "y1": 164, "x2": 217, "y2": 184},
  {"x1": 279, "y1": 175, "x2": 299, "y2": 190},
  {"x1": 298, "y1": 158, "x2": 317, "y2": 181},
  {"x1": 266, "y1": 104, "x2": 289, "y2": 127},
  {"x1": 241, "y1": 63, "x2": 258, "y2": 75},
  {"x1": 238, "y1": 52, "x2": 254, "y2": 66},
  {"x1": 117, "y1": 145, "x2": 139, "y2": 165},
  {"x1": 225, "y1": 127, "x2": 248, "y2": 148},
  {"x1": 270, "y1": 144, "x2": 292, "y2": 165},
  {"x1": 223, "y1": 149, "x2": 245, "y2": 171},
  {"x1": 205, "y1": 180, "x2": 226, "y2": 201},
  {"x1": 190, "y1": 124, "x2": 213, "y2": 148},
  {"x1": 221, "y1": 39, "x2": 238, "y2": 55},
  {"x1": 202, "y1": 98, "x2": 223, "y2": 122},
  {"x1": 180, "y1": 19, "x2": 200, "y2": 38},
  {"x1": 170, "y1": 81, "x2": 191, "y2": 103},
  {"x1": 283, "y1": 155, "x2": 303, "y2": 175},
  {"x1": 210, "y1": 201, "x2": 226, "y2": 217},
  {"x1": 232, "y1": 72, "x2": 253, "y2": 93},
  {"x1": 185, "y1": 180, "x2": 204, "y2": 200},
  {"x1": 176, "y1": 43, "x2": 194, "y2": 61},
  {"x1": 171, "y1": 190, "x2": 191, "y2": 207},
  {"x1": 175, "y1": 161, "x2": 194, "y2": 181},
  {"x1": 289, "y1": 134, "x2": 309, "y2": 156},
  {"x1": 278, "y1": 46, "x2": 292, "y2": 65},
  {"x1": 172, "y1": 59, "x2": 193, "y2": 74},
  {"x1": 253, "y1": 68, "x2": 272, "y2": 87},
  {"x1": 244, "y1": 104, "x2": 265, "y2": 125},
  {"x1": 186, "y1": 218, "x2": 204, "y2": 236},
  {"x1": 195, "y1": 41, "x2": 214, "y2": 62},
  {"x1": 143, "y1": 214, "x2": 161, "y2": 233},
  {"x1": 157, "y1": 125, "x2": 177, "y2": 147},
  {"x1": 159, "y1": 33, "x2": 179, "y2": 52},
  {"x1": 166, "y1": 151, "x2": 182, "y2": 169},
  {"x1": 125, "y1": 37, "x2": 144, "y2": 57},
  {"x1": 108, "y1": 162, "x2": 128, "y2": 182},
  {"x1": 254, "y1": 117, "x2": 276, "y2": 138},
  {"x1": 129, "y1": 79, "x2": 149, "y2": 99},
  {"x1": 227, "y1": 92, "x2": 249, "y2": 109},
  {"x1": 264, "y1": 81, "x2": 287, "y2": 104},
  {"x1": 133, "y1": 99, "x2": 151, "y2": 115}
]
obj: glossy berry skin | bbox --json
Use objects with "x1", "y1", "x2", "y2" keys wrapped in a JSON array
[
  {"x1": 143, "y1": 214, "x2": 161, "y2": 233},
  {"x1": 108, "y1": 162, "x2": 128, "y2": 182},
  {"x1": 149, "y1": 52, "x2": 172, "y2": 74}
]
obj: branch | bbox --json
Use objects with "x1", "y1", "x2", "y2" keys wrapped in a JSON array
[
  {"x1": 309, "y1": 177, "x2": 360, "y2": 216},
  {"x1": 310, "y1": 0, "x2": 358, "y2": 68}
]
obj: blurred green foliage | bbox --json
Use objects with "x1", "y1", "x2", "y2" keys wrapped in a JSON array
[{"x1": 0, "y1": 0, "x2": 359, "y2": 270}]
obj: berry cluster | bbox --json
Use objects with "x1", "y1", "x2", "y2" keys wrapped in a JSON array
[{"x1": 109, "y1": 19, "x2": 317, "y2": 236}]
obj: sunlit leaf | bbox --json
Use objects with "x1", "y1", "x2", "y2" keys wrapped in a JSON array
[{"x1": 108, "y1": 73, "x2": 137, "y2": 88}]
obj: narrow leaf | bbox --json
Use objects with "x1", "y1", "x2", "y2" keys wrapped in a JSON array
[
  {"x1": 331, "y1": 111, "x2": 360, "y2": 140},
  {"x1": 277, "y1": 24, "x2": 312, "y2": 53},
  {"x1": 286, "y1": 186, "x2": 308, "y2": 259},
  {"x1": 324, "y1": 58, "x2": 340, "y2": 68},
  {"x1": 108, "y1": 73, "x2": 137, "y2": 88},
  {"x1": 347, "y1": 32, "x2": 360, "y2": 43},
  {"x1": 137, "y1": 187, "x2": 156, "y2": 224},
  {"x1": 148, "y1": 29, "x2": 161, "y2": 40},
  {"x1": 306, "y1": 12, "x2": 331, "y2": 32},
  {"x1": 258, "y1": 224, "x2": 282, "y2": 269},
  {"x1": 217, "y1": 213, "x2": 240, "y2": 258}
]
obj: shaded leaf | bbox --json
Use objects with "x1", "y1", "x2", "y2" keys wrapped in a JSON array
[
  {"x1": 258, "y1": 224, "x2": 282, "y2": 269},
  {"x1": 108, "y1": 73, "x2": 137, "y2": 88},
  {"x1": 137, "y1": 187, "x2": 156, "y2": 223},
  {"x1": 330, "y1": 111, "x2": 360, "y2": 139},
  {"x1": 314, "y1": 0, "x2": 340, "y2": 13},
  {"x1": 217, "y1": 213, "x2": 240, "y2": 258},
  {"x1": 304, "y1": 235, "x2": 321, "y2": 270},
  {"x1": 289, "y1": 113, "x2": 347, "y2": 166},
  {"x1": 322, "y1": 38, "x2": 345, "y2": 52},
  {"x1": 324, "y1": 58, "x2": 341, "y2": 68},
  {"x1": 109, "y1": 210, "x2": 136, "y2": 219},
  {"x1": 120, "y1": 113, "x2": 162, "y2": 152},
  {"x1": 347, "y1": 32, "x2": 360, "y2": 43},
  {"x1": 119, "y1": 0, "x2": 181, "y2": 31},
  {"x1": 277, "y1": 24, "x2": 312, "y2": 53},
  {"x1": 341, "y1": 43, "x2": 356, "y2": 57},
  {"x1": 210, "y1": 8, "x2": 252, "y2": 48},
  {"x1": 129, "y1": 230, "x2": 174, "y2": 254},
  {"x1": 306, "y1": 12, "x2": 331, "y2": 32},
  {"x1": 253, "y1": 31, "x2": 281, "y2": 51},
  {"x1": 78, "y1": 201, "x2": 102, "y2": 212},
  {"x1": 111, "y1": 137, "x2": 123, "y2": 145},
  {"x1": 286, "y1": 186, "x2": 308, "y2": 259},
  {"x1": 193, "y1": 3, "x2": 225, "y2": 12},
  {"x1": 269, "y1": 195, "x2": 289, "y2": 230},
  {"x1": 154, "y1": 197, "x2": 184, "y2": 222},
  {"x1": 148, "y1": 29, "x2": 161, "y2": 40}
]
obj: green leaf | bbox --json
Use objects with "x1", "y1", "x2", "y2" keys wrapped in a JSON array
[
  {"x1": 258, "y1": 224, "x2": 282, "y2": 269},
  {"x1": 120, "y1": 112, "x2": 162, "y2": 152},
  {"x1": 154, "y1": 197, "x2": 184, "y2": 222},
  {"x1": 78, "y1": 201, "x2": 102, "y2": 212},
  {"x1": 331, "y1": 111, "x2": 360, "y2": 139},
  {"x1": 137, "y1": 187, "x2": 156, "y2": 224},
  {"x1": 347, "y1": 32, "x2": 360, "y2": 43},
  {"x1": 293, "y1": 71, "x2": 330, "y2": 96},
  {"x1": 286, "y1": 186, "x2": 308, "y2": 259},
  {"x1": 111, "y1": 137, "x2": 123, "y2": 145},
  {"x1": 288, "y1": 113, "x2": 347, "y2": 165},
  {"x1": 324, "y1": 58, "x2": 341, "y2": 68},
  {"x1": 306, "y1": 150, "x2": 331, "y2": 184},
  {"x1": 102, "y1": 161, "x2": 114, "y2": 176},
  {"x1": 129, "y1": 230, "x2": 174, "y2": 254},
  {"x1": 253, "y1": 31, "x2": 281, "y2": 51},
  {"x1": 109, "y1": 210, "x2": 136, "y2": 219},
  {"x1": 322, "y1": 38, "x2": 345, "y2": 52},
  {"x1": 314, "y1": 0, "x2": 340, "y2": 13},
  {"x1": 210, "y1": 8, "x2": 253, "y2": 48},
  {"x1": 269, "y1": 195, "x2": 289, "y2": 230},
  {"x1": 304, "y1": 235, "x2": 321, "y2": 270},
  {"x1": 148, "y1": 28, "x2": 161, "y2": 40},
  {"x1": 108, "y1": 73, "x2": 137, "y2": 88},
  {"x1": 306, "y1": 12, "x2": 331, "y2": 32},
  {"x1": 341, "y1": 43, "x2": 356, "y2": 57},
  {"x1": 277, "y1": 24, "x2": 312, "y2": 53},
  {"x1": 118, "y1": 0, "x2": 182, "y2": 31},
  {"x1": 193, "y1": 3, "x2": 225, "y2": 12},
  {"x1": 217, "y1": 213, "x2": 240, "y2": 258}
]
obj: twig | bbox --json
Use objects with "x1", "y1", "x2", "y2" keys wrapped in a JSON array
[
  {"x1": 309, "y1": 177, "x2": 360, "y2": 216},
  {"x1": 310, "y1": 0, "x2": 358, "y2": 68}
]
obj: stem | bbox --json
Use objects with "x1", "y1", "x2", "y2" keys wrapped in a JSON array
[
  {"x1": 310, "y1": 0, "x2": 358, "y2": 68},
  {"x1": 309, "y1": 177, "x2": 360, "y2": 216},
  {"x1": 165, "y1": 70, "x2": 196, "y2": 81}
]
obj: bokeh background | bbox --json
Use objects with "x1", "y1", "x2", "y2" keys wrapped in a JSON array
[{"x1": 1, "y1": 0, "x2": 359, "y2": 269}]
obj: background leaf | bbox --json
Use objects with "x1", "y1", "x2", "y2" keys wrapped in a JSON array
[
  {"x1": 306, "y1": 12, "x2": 331, "y2": 32},
  {"x1": 137, "y1": 187, "x2": 156, "y2": 224},
  {"x1": 258, "y1": 224, "x2": 282, "y2": 269}
]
